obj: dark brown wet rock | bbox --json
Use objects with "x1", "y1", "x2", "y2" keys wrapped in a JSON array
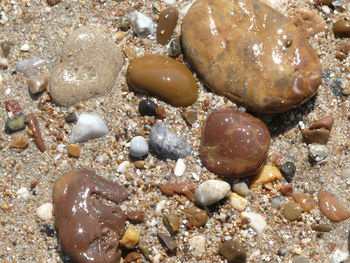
[
  {"x1": 200, "y1": 110, "x2": 271, "y2": 178},
  {"x1": 159, "y1": 182, "x2": 195, "y2": 201},
  {"x1": 301, "y1": 129, "x2": 330, "y2": 144},
  {"x1": 336, "y1": 42, "x2": 350, "y2": 60},
  {"x1": 158, "y1": 232, "x2": 177, "y2": 255},
  {"x1": 318, "y1": 191, "x2": 350, "y2": 222},
  {"x1": 53, "y1": 169, "x2": 127, "y2": 263},
  {"x1": 47, "y1": 0, "x2": 61, "y2": 6},
  {"x1": 127, "y1": 211, "x2": 145, "y2": 224},
  {"x1": 219, "y1": 240, "x2": 247, "y2": 263},
  {"x1": 333, "y1": 20, "x2": 350, "y2": 38},
  {"x1": 309, "y1": 116, "x2": 334, "y2": 131},
  {"x1": 182, "y1": 0, "x2": 322, "y2": 114},
  {"x1": 157, "y1": 7, "x2": 179, "y2": 45},
  {"x1": 127, "y1": 55, "x2": 198, "y2": 107},
  {"x1": 184, "y1": 206, "x2": 208, "y2": 227}
]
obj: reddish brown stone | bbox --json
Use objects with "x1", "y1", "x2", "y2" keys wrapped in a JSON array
[
  {"x1": 182, "y1": 111, "x2": 198, "y2": 126},
  {"x1": 200, "y1": 110, "x2": 271, "y2": 178},
  {"x1": 301, "y1": 129, "x2": 330, "y2": 144},
  {"x1": 281, "y1": 185, "x2": 293, "y2": 197},
  {"x1": 155, "y1": 106, "x2": 166, "y2": 119},
  {"x1": 182, "y1": 0, "x2": 321, "y2": 114},
  {"x1": 4, "y1": 100, "x2": 22, "y2": 116},
  {"x1": 184, "y1": 206, "x2": 208, "y2": 227},
  {"x1": 157, "y1": 7, "x2": 179, "y2": 45},
  {"x1": 47, "y1": 0, "x2": 61, "y2": 6},
  {"x1": 318, "y1": 191, "x2": 350, "y2": 222},
  {"x1": 26, "y1": 114, "x2": 46, "y2": 153},
  {"x1": 124, "y1": 252, "x2": 142, "y2": 263},
  {"x1": 159, "y1": 182, "x2": 195, "y2": 201},
  {"x1": 309, "y1": 116, "x2": 334, "y2": 131},
  {"x1": 292, "y1": 194, "x2": 317, "y2": 212},
  {"x1": 127, "y1": 211, "x2": 145, "y2": 224}
]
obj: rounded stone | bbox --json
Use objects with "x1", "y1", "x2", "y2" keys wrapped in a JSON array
[
  {"x1": 283, "y1": 202, "x2": 302, "y2": 221},
  {"x1": 127, "y1": 55, "x2": 198, "y2": 107},
  {"x1": 130, "y1": 136, "x2": 149, "y2": 158},
  {"x1": 219, "y1": 240, "x2": 247, "y2": 263},
  {"x1": 333, "y1": 20, "x2": 350, "y2": 38},
  {"x1": 182, "y1": 0, "x2": 322, "y2": 114},
  {"x1": 194, "y1": 179, "x2": 231, "y2": 206},
  {"x1": 138, "y1": 99, "x2": 158, "y2": 116},
  {"x1": 49, "y1": 25, "x2": 123, "y2": 106},
  {"x1": 157, "y1": 7, "x2": 179, "y2": 45},
  {"x1": 200, "y1": 110, "x2": 271, "y2": 178},
  {"x1": 280, "y1": 162, "x2": 296, "y2": 183}
]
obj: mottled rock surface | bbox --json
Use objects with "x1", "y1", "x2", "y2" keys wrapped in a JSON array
[{"x1": 182, "y1": 0, "x2": 322, "y2": 113}]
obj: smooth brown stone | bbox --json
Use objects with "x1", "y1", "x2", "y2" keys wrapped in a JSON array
[
  {"x1": 219, "y1": 240, "x2": 247, "y2": 263},
  {"x1": 334, "y1": 20, "x2": 350, "y2": 38},
  {"x1": 127, "y1": 55, "x2": 198, "y2": 107},
  {"x1": 1, "y1": 41, "x2": 13, "y2": 58},
  {"x1": 182, "y1": 0, "x2": 321, "y2": 114},
  {"x1": 28, "y1": 74, "x2": 48, "y2": 95},
  {"x1": 157, "y1": 7, "x2": 179, "y2": 45},
  {"x1": 53, "y1": 169, "x2": 127, "y2": 263},
  {"x1": 301, "y1": 129, "x2": 330, "y2": 144},
  {"x1": 158, "y1": 232, "x2": 177, "y2": 255},
  {"x1": 124, "y1": 252, "x2": 142, "y2": 263},
  {"x1": 311, "y1": 223, "x2": 332, "y2": 232},
  {"x1": 292, "y1": 194, "x2": 317, "y2": 212},
  {"x1": 159, "y1": 182, "x2": 195, "y2": 201},
  {"x1": 26, "y1": 114, "x2": 46, "y2": 152},
  {"x1": 309, "y1": 116, "x2": 334, "y2": 131},
  {"x1": 47, "y1": 0, "x2": 61, "y2": 5},
  {"x1": 184, "y1": 206, "x2": 208, "y2": 227},
  {"x1": 318, "y1": 191, "x2": 350, "y2": 222},
  {"x1": 316, "y1": 0, "x2": 333, "y2": 5},
  {"x1": 281, "y1": 185, "x2": 293, "y2": 197},
  {"x1": 200, "y1": 110, "x2": 271, "y2": 178},
  {"x1": 283, "y1": 202, "x2": 302, "y2": 221},
  {"x1": 127, "y1": 211, "x2": 145, "y2": 224},
  {"x1": 163, "y1": 213, "x2": 180, "y2": 234}
]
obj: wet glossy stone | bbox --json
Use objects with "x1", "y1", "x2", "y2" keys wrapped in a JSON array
[
  {"x1": 219, "y1": 240, "x2": 247, "y2": 263},
  {"x1": 333, "y1": 20, "x2": 350, "y2": 38},
  {"x1": 138, "y1": 99, "x2": 158, "y2": 116},
  {"x1": 301, "y1": 129, "x2": 330, "y2": 144},
  {"x1": 28, "y1": 74, "x2": 48, "y2": 95},
  {"x1": 53, "y1": 169, "x2": 127, "y2": 263},
  {"x1": 182, "y1": 0, "x2": 322, "y2": 113},
  {"x1": 50, "y1": 26, "x2": 123, "y2": 106},
  {"x1": 200, "y1": 110, "x2": 271, "y2": 178},
  {"x1": 157, "y1": 7, "x2": 179, "y2": 45},
  {"x1": 292, "y1": 194, "x2": 317, "y2": 212},
  {"x1": 127, "y1": 55, "x2": 198, "y2": 107},
  {"x1": 311, "y1": 223, "x2": 332, "y2": 232},
  {"x1": 318, "y1": 191, "x2": 350, "y2": 222},
  {"x1": 280, "y1": 162, "x2": 296, "y2": 182},
  {"x1": 309, "y1": 116, "x2": 334, "y2": 131},
  {"x1": 283, "y1": 202, "x2": 302, "y2": 221}
]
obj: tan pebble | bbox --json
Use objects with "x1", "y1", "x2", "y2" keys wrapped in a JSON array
[
  {"x1": 250, "y1": 165, "x2": 282, "y2": 187},
  {"x1": 124, "y1": 252, "x2": 142, "y2": 263},
  {"x1": 134, "y1": 160, "x2": 145, "y2": 169},
  {"x1": 163, "y1": 213, "x2": 180, "y2": 234},
  {"x1": 120, "y1": 226, "x2": 140, "y2": 249},
  {"x1": 229, "y1": 193, "x2": 248, "y2": 212},
  {"x1": 311, "y1": 223, "x2": 332, "y2": 232},
  {"x1": 115, "y1": 31, "x2": 125, "y2": 41},
  {"x1": 67, "y1": 144, "x2": 80, "y2": 158},
  {"x1": 0, "y1": 57, "x2": 8, "y2": 68},
  {"x1": 184, "y1": 206, "x2": 208, "y2": 227},
  {"x1": 28, "y1": 74, "x2": 48, "y2": 95},
  {"x1": 318, "y1": 191, "x2": 350, "y2": 222},
  {"x1": 292, "y1": 194, "x2": 317, "y2": 212},
  {"x1": 309, "y1": 116, "x2": 334, "y2": 131},
  {"x1": 283, "y1": 202, "x2": 303, "y2": 221},
  {"x1": 155, "y1": 106, "x2": 166, "y2": 119},
  {"x1": 301, "y1": 129, "x2": 330, "y2": 144},
  {"x1": 10, "y1": 136, "x2": 29, "y2": 149},
  {"x1": 157, "y1": 7, "x2": 179, "y2": 45},
  {"x1": 123, "y1": 46, "x2": 136, "y2": 60},
  {"x1": 333, "y1": 20, "x2": 350, "y2": 38}
]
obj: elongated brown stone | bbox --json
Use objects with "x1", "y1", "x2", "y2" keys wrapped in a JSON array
[
  {"x1": 309, "y1": 116, "x2": 334, "y2": 131},
  {"x1": 157, "y1": 7, "x2": 179, "y2": 45},
  {"x1": 127, "y1": 55, "x2": 198, "y2": 107},
  {"x1": 318, "y1": 191, "x2": 350, "y2": 222},
  {"x1": 26, "y1": 114, "x2": 46, "y2": 152}
]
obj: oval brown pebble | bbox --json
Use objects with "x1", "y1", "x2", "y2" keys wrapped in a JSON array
[
  {"x1": 157, "y1": 7, "x2": 179, "y2": 45},
  {"x1": 311, "y1": 223, "x2": 332, "y2": 232},
  {"x1": 333, "y1": 20, "x2": 350, "y2": 38},
  {"x1": 219, "y1": 240, "x2": 247, "y2": 263},
  {"x1": 283, "y1": 202, "x2": 303, "y2": 221},
  {"x1": 184, "y1": 206, "x2": 208, "y2": 227},
  {"x1": 127, "y1": 55, "x2": 198, "y2": 107},
  {"x1": 318, "y1": 191, "x2": 350, "y2": 222},
  {"x1": 200, "y1": 110, "x2": 271, "y2": 178},
  {"x1": 292, "y1": 194, "x2": 317, "y2": 212},
  {"x1": 182, "y1": 0, "x2": 321, "y2": 114}
]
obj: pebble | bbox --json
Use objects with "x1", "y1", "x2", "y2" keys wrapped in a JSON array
[
  {"x1": 301, "y1": 129, "x2": 330, "y2": 144},
  {"x1": 168, "y1": 37, "x2": 182, "y2": 58},
  {"x1": 4, "y1": 99, "x2": 22, "y2": 117},
  {"x1": 271, "y1": 196, "x2": 283, "y2": 208},
  {"x1": 158, "y1": 232, "x2": 177, "y2": 255},
  {"x1": 229, "y1": 193, "x2": 248, "y2": 212},
  {"x1": 130, "y1": 136, "x2": 149, "y2": 158},
  {"x1": 232, "y1": 182, "x2": 250, "y2": 197},
  {"x1": 157, "y1": 7, "x2": 179, "y2": 45},
  {"x1": 182, "y1": 0, "x2": 321, "y2": 114},
  {"x1": 67, "y1": 144, "x2": 80, "y2": 158},
  {"x1": 28, "y1": 74, "x2": 48, "y2": 95},
  {"x1": 5, "y1": 113, "x2": 26, "y2": 133},
  {"x1": 124, "y1": 252, "x2": 142, "y2": 263},
  {"x1": 120, "y1": 226, "x2": 140, "y2": 249},
  {"x1": 163, "y1": 0, "x2": 175, "y2": 5},
  {"x1": 36, "y1": 203, "x2": 54, "y2": 221},
  {"x1": 174, "y1": 158, "x2": 186, "y2": 176},
  {"x1": 341, "y1": 168, "x2": 350, "y2": 177},
  {"x1": 317, "y1": 0, "x2": 333, "y2": 5},
  {"x1": 321, "y1": 5, "x2": 331, "y2": 14},
  {"x1": 138, "y1": 99, "x2": 158, "y2": 116},
  {"x1": 333, "y1": 20, "x2": 350, "y2": 38},
  {"x1": 283, "y1": 202, "x2": 303, "y2": 221},
  {"x1": 10, "y1": 136, "x2": 29, "y2": 149},
  {"x1": 163, "y1": 213, "x2": 180, "y2": 234},
  {"x1": 250, "y1": 165, "x2": 283, "y2": 187},
  {"x1": 281, "y1": 185, "x2": 293, "y2": 197},
  {"x1": 130, "y1": 12, "x2": 155, "y2": 37},
  {"x1": 127, "y1": 55, "x2": 198, "y2": 107},
  {"x1": 330, "y1": 249, "x2": 349, "y2": 263},
  {"x1": 311, "y1": 223, "x2": 332, "y2": 232},
  {"x1": 309, "y1": 116, "x2": 334, "y2": 131},
  {"x1": 20, "y1": 43, "x2": 30, "y2": 51},
  {"x1": 280, "y1": 162, "x2": 296, "y2": 183},
  {"x1": 70, "y1": 113, "x2": 108, "y2": 143},
  {"x1": 292, "y1": 194, "x2": 317, "y2": 212},
  {"x1": 155, "y1": 106, "x2": 166, "y2": 119},
  {"x1": 194, "y1": 180, "x2": 231, "y2": 206},
  {"x1": 150, "y1": 123, "x2": 191, "y2": 160},
  {"x1": 64, "y1": 112, "x2": 77, "y2": 123},
  {"x1": 189, "y1": 235, "x2": 206, "y2": 254},
  {"x1": 0, "y1": 57, "x2": 8, "y2": 68},
  {"x1": 159, "y1": 182, "x2": 195, "y2": 201},
  {"x1": 218, "y1": 240, "x2": 247, "y2": 263},
  {"x1": 50, "y1": 26, "x2": 123, "y2": 106},
  {"x1": 184, "y1": 206, "x2": 208, "y2": 227},
  {"x1": 47, "y1": 0, "x2": 61, "y2": 6},
  {"x1": 318, "y1": 191, "x2": 350, "y2": 222},
  {"x1": 16, "y1": 57, "x2": 45, "y2": 77},
  {"x1": 117, "y1": 161, "x2": 130, "y2": 173},
  {"x1": 200, "y1": 110, "x2": 271, "y2": 178},
  {"x1": 16, "y1": 187, "x2": 29, "y2": 198},
  {"x1": 1, "y1": 41, "x2": 12, "y2": 57},
  {"x1": 308, "y1": 144, "x2": 328, "y2": 162},
  {"x1": 292, "y1": 256, "x2": 309, "y2": 263},
  {"x1": 126, "y1": 211, "x2": 145, "y2": 224},
  {"x1": 182, "y1": 110, "x2": 197, "y2": 126},
  {"x1": 240, "y1": 212, "x2": 267, "y2": 236}
]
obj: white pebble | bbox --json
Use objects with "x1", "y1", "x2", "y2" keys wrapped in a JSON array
[
  {"x1": 70, "y1": 113, "x2": 108, "y2": 143},
  {"x1": 16, "y1": 187, "x2": 29, "y2": 198},
  {"x1": 163, "y1": 0, "x2": 175, "y2": 5},
  {"x1": 0, "y1": 57, "x2": 8, "y2": 68},
  {"x1": 240, "y1": 212, "x2": 266, "y2": 236},
  {"x1": 56, "y1": 144, "x2": 65, "y2": 152},
  {"x1": 192, "y1": 172, "x2": 199, "y2": 181},
  {"x1": 20, "y1": 43, "x2": 30, "y2": 51},
  {"x1": 308, "y1": 144, "x2": 328, "y2": 162},
  {"x1": 156, "y1": 199, "x2": 171, "y2": 215},
  {"x1": 174, "y1": 158, "x2": 186, "y2": 176},
  {"x1": 36, "y1": 203, "x2": 53, "y2": 221},
  {"x1": 117, "y1": 160, "x2": 130, "y2": 173},
  {"x1": 130, "y1": 136, "x2": 149, "y2": 158},
  {"x1": 189, "y1": 235, "x2": 206, "y2": 254},
  {"x1": 194, "y1": 180, "x2": 231, "y2": 206},
  {"x1": 130, "y1": 12, "x2": 154, "y2": 37},
  {"x1": 321, "y1": 5, "x2": 331, "y2": 14},
  {"x1": 330, "y1": 249, "x2": 349, "y2": 263}
]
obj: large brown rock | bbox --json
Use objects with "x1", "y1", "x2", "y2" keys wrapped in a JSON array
[{"x1": 182, "y1": 0, "x2": 322, "y2": 114}]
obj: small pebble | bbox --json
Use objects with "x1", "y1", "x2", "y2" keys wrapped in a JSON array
[
  {"x1": 184, "y1": 206, "x2": 208, "y2": 227},
  {"x1": 309, "y1": 116, "x2": 334, "y2": 131},
  {"x1": 155, "y1": 106, "x2": 166, "y2": 119},
  {"x1": 0, "y1": 57, "x2": 8, "y2": 68},
  {"x1": 16, "y1": 187, "x2": 29, "y2": 198},
  {"x1": 150, "y1": 123, "x2": 191, "y2": 160},
  {"x1": 16, "y1": 57, "x2": 45, "y2": 77},
  {"x1": 163, "y1": 0, "x2": 175, "y2": 5},
  {"x1": 341, "y1": 168, "x2": 350, "y2": 177},
  {"x1": 316, "y1": 0, "x2": 333, "y2": 5},
  {"x1": 47, "y1": 0, "x2": 61, "y2": 6},
  {"x1": 182, "y1": 110, "x2": 197, "y2": 126},
  {"x1": 333, "y1": 19, "x2": 350, "y2": 38},
  {"x1": 168, "y1": 36, "x2": 182, "y2": 58},
  {"x1": 4, "y1": 99, "x2": 22, "y2": 116},
  {"x1": 250, "y1": 165, "x2": 283, "y2": 187},
  {"x1": 189, "y1": 235, "x2": 206, "y2": 254},
  {"x1": 174, "y1": 158, "x2": 186, "y2": 176},
  {"x1": 330, "y1": 249, "x2": 349, "y2": 263},
  {"x1": 158, "y1": 232, "x2": 177, "y2": 255},
  {"x1": 5, "y1": 113, "x2": 26, "y2": 133},
  {"x1": 163, "y1": 213, "x2": 180, "y2": 234},
  {"x1": 36, "y1": 203, "x2": 54, "y2": 221},
  {"x1": 292, "y1": 194, "x2": 317, "y2": 212},
  {"x1": 232, "y1": 182, "x2": 250, "y2": 197},
  {"x1": 281, "y1": 185, "x2": 293, "y2": 197},
  {"x1": 117, "y1": 16, "x2": 130, "y2": 31},
  {"x1": 26, "y1": 114, "x2": 46, "y2": 152},
  {"x1": 67, "y1": 144, "x2": 80, "y2": 158},
  {"x1": 271, "y1": 196, "x2": 283, "y2": 208},
  {"x1": 130, "y1": 136, "x2": 149, "y2": 158},
  {"x1": 219, "y1": 240, "x2": 247, "y2": 263},
  {"x1": 280, "y1": 162, "x2": 296, "y2": 183},
  {"x1": 229, "y1": 193, "x2": 248, "y2": 212},
  {"x1": 194, "y1": 180, "x2": 230, "y2": 206},
  {"x1": 10, "y1": 136, "x2": 29, "y2": 149},
  {"x1": 120, "y1": 226, "x2": 140, "y2": 249},
  {"x1": 240, "y1": 212, "x2": 266, "y2": 236},
  {"x1": 308, "y1": 144, "x2": 328, "y2": 162},
  {"x1": 138, "y1": 99, "x2": 158, "y2": 116},
  {"x1": 283, "y1": 202, "x2": 303, "y2": 221},
  {"x1": 64, "y1": 112, "x2": 77, "y2": 123},
  {"x1": 157, "y1": 7, "x2": 179, "y2": 45},
  {"x1": 70, "y1": 113, "x2": 108, "y2": 143},
  {"x1": 318, "y1": 191, "x2": 350, "y2": 222},
  {"x1": 124, "y1": 252, "x2": 142, "y2": 263},
  {"x1": 117, "y1": 161, "x2": 130, "y2": 173},
  {"x1": 20, "y1": 43, "x2": 30, "y2": 51},
  {"x1": 28, "y1": 74, "x2": 48, "y2": 95},
  {"x1": 127, "y1": 211, "x2": 145, "y2": 224},
  {"x1": 311, "y1": 223, "x2": 332, "y2": 232},
  {"x1": 1, "y1": 41, "x2": 12, "y2": 57},
  {"x1": 301, "y1": 129, "x2": 330, "y2": 144},
  {"x1": 159, "y1": 182, "x2": 195, "y2": 201},
  {"x1": 130, "y1": 12, "x2": 155, "y2": 37},
  {"x1": 134, "y1": 160, "x2": 145, "y2": 169},
  {"x1": 292, "y1": 256, "x2": 309, "y2": 263}
]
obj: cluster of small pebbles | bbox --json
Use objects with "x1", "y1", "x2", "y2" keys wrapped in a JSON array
[{"x1": 2, "y1": 0, "x2": 350, "y2": 262}]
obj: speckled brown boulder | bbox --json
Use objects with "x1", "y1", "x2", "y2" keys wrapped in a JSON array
[
  {"x1": 200, "y1": 110, "x2": 271, "y2": 178},
  {"x1": 182, "y1": 0, "x2": 322, "y2": 114}
]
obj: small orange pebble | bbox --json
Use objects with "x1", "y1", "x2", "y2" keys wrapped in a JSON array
[{"x1": 67, "y1": 144, "x2": 80, "y2": 158}]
